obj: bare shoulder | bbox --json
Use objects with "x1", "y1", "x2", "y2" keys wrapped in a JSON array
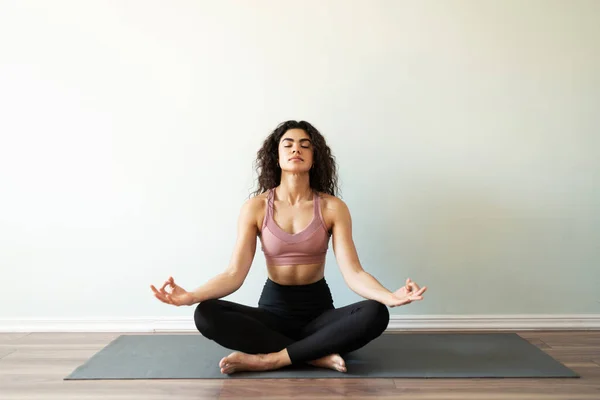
[
  {"x1": 316, "y1": 192, "x2": 350, "y2": 231},
  {"x1": 318, "y1": 192, "x2": 348, "y2": 212},
  {"x1": 241, "y1": 191, "x2": 269, "y2": 232},
  {"x1": 245, "y1": 191, "x2": 268, "y2": 207}
]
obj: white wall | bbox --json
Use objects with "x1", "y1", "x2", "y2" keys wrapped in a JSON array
[{"x1": 1, "y1": 0, "x2": 598, "y2": 324}]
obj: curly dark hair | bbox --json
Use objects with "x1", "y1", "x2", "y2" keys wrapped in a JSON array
[{"x1": 250, "y1": 120, "x2": 340, "y2": 198}]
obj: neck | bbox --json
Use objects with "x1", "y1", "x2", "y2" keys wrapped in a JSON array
[{"x1": 277, "y1": 172, "x2": 312, "y2": 206}]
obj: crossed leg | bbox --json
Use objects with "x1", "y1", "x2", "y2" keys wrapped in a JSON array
[{"x1": 194, "y1": 298, "x2": 389, "y2": 374}]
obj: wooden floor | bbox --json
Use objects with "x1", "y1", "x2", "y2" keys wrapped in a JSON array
[{"x1": 0, "y1": 330, "x2": 599, "y2": 399}]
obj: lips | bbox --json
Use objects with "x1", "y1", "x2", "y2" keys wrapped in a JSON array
[{"x1": 289, "y1": 157, "x2": 303, "y2": 161}]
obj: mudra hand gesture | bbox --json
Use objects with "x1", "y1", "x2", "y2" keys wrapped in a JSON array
[
  {"x1": 150, "y1": 276, "x2": 195, "y2": 306},
  {"x1": 386, "y1": 278, "x2": 427, "y2": 307}
]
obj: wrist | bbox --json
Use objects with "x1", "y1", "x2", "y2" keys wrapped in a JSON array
[
  {"x1": 370, "y1": 290, "x2": 394, "y2": 306},
  {"x1": 382, "y1": 291, "x2": 396, "y2": 306},
  {"x1": 190, "y1": 290, "x2": 204, "y2": 304}
]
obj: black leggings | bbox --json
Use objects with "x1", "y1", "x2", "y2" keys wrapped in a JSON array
[{"x1": 193, "y1": 278, "x2": 389, "y2": 364}]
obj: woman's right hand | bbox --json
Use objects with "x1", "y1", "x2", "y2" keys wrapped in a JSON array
[{"x1": 150, "y1": 276, "x2": 196, "y2": 306}]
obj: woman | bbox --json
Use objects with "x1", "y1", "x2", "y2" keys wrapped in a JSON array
[{"x1": 151, "y1": 120, "x2": 427, "y2": 374}]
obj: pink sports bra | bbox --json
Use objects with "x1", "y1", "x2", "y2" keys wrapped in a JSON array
[{"x1": 259, "y1": 188, "x2": 331, "y2": 267}]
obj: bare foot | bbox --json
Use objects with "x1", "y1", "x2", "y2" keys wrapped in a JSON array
[
  {"x1": 219, "y1": 352, "x2": 277, "y2": 375},
  {"x1": 308, "y1": 353, "x2": 347, "y2": 373}
]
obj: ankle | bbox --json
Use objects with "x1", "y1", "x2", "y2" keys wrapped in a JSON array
[{"x1": 268, "y1": 349, "x2": 291, "y2": 368}]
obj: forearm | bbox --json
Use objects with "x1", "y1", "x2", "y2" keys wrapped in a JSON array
[
  {"x1": 190, "y1": 272, "x2": 242, "y2": 304},
  {"x1": 346, "y1": 271, "x2": 393, "y2": 305}
]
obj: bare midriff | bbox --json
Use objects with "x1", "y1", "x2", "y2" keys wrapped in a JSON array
[{"x1": 267, "y1": 263, "x2": 325, "y2": 286}]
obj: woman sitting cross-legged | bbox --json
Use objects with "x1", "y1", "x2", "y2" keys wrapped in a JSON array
[{"x1": 151, "y1": 120, "x2": 427, "y2": 374}]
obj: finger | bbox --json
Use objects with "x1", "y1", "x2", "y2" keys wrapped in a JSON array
[
  {"x1": 162, "y1": 280, "x2": 175, "y2": 294},
  {"x1": 160, "y1": 284, "x2": 171, "y2": 295},
  {"x1": 159, "y1": 284, "x2": 169, "y2": 295},
  {"x1": 165, "y1": 293, "x2": 179, "y2": 306},
  {"x1": 154, "y1": 292, "x2": 171, "y2": 304},
  {"x1": 151, "y1": 285, "x2": 162, "y2": 300},
  {"x1": 152, "y1": 285, "x2": 174, "y2": 304},
  {"x1": 392, "y1": 298, "x2": 412, "y2": 307},
  {"x1": 151, "y1": 285, "x2": 168, "y2": 299},
  {"x1": 409, "y1": 281, "x2": 421, "y2": 291}
]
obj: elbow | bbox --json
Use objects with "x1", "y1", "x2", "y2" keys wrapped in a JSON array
[
  {"x1": 224, "y1": 269, "x2": 246, "y2": 291},
  {"x1": 344, "y1": 269, "x2": 363, "y2": 292}
]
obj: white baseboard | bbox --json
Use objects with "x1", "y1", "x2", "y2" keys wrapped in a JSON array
[
  {"x1": 386, "y1": 314, "x2": 600, "y2": 331},
  {"x1": 0, "y1": 314, "x2": 598, "y2": 333}
]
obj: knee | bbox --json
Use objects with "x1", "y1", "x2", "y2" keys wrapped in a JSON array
[
  {"x1": 363, "y1": 300, "x2": 390, "y2": 336},
  {"x1": 193, "y1": 299, "x2": 220, "y2": 338}
]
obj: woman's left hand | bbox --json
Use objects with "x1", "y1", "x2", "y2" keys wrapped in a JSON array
[{"x1": 386, "y1": 278, "x2": 427, "y2": 307}]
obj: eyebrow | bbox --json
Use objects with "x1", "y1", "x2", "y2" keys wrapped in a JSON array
[{"x1": 282, "y1": 138, "x2": 311, "y2": 143}]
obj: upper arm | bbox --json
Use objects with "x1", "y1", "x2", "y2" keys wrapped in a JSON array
[
  {"x1": 225, "y1": 198, "x2": 260, "y2": 286},
  {"x1": 331, "y1": 197, "x2": 364, "y2": 279}
]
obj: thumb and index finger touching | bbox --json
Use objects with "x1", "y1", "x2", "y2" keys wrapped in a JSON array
[
  {"x1": 150, "y1": 276, "x2": 178, "y2": 304},
  {"x1": 405, "y1": 278, "x2": 427, "y2": 297}
]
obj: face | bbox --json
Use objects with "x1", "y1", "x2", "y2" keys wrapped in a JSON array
[{"x1": 278, "y1": 128, "x2": 314, "y2": 172}]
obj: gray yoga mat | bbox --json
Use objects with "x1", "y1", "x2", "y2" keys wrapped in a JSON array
[{"x1": 64, "y1": 333, "x2": 579, "y2": 379}]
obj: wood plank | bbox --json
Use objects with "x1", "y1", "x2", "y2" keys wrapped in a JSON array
[
  {"x1": 1, "y1": 332, "x2": 120, "y2": 348},
  {"x1": 220, "y1": 395, "x2": 600, "y2": 400},
  {"x1": 391, "y1": 379, "x2": 600, "y2": 399},
  {"x1": 0, "y1": 349, "x2": 102, "y2": 377},
  {"x1": 522, "y1": 337, "x2": 552, "y2": 349},
  {"x1": 543, "y1": 348, "x2": 600, "y2": 362},
  {"x1": 0, "y1": 380, "x2": 223, "y2": 400},
  {"x1": 219, "y1": 378, "x2": 397, "y2": 399},
  {"x1": 535, "y1": 332, "x2": 600, "y2": 348},
  {"x1": 0, "y1": 330, "x2": 599, "y2": 400},
  {"x1": 1, "y1": 348, "x2": 103, "y2": 360},
  {"x1": 0, "y1": 348, "x2": 16, "y2": 359},
  {"x1": 0, "y1": 333, "x2": 31, "y2": 343}
]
